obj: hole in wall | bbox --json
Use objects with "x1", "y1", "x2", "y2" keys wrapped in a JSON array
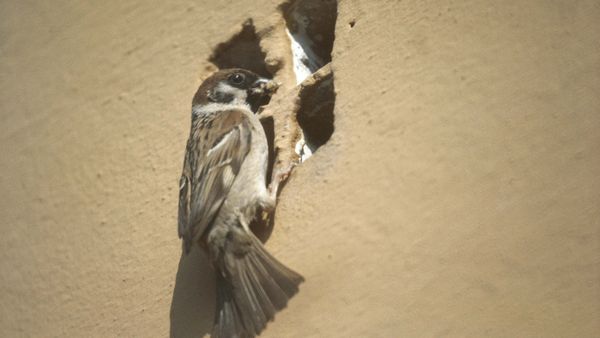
[
  {"x1": 208, "y1": 19, "x2": 272, "y2": 78},
  {"x1": 281, "y1": 0, "x2": 337, "y2": 159},
  {"x1": 281, "y1": 0, "x2": 338, "y2": 82},
  {"x1": 297, "y1": 72, "x2": 335, "y2": 151}
]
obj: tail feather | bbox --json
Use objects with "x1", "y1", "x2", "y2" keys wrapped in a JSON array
[
  {"x1": 212, "y1": 234, "x2": 303, "y2": 338},
  {"x1": 214, "y1": 279, "x2": 245, "y2": 338}
]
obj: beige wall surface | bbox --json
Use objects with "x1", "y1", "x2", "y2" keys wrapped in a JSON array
[{"x1": 1, "y1": 0, "x2": 599, "y2": 337}]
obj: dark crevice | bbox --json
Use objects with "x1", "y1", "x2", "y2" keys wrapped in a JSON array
[
  {"x1": 281, "y1": 0, "x2": 337, "y2": 156},
  {"x1": 297, "y1": 72, "x2": 335, "y2": 151},
  {"x1": 281, "y1": 0, "x2": 338, "y2": 71},
  {"x1": 209, "y1": 19, "x2": 272, "y2": 78},
  {"x1": 260, "y1": 116, "x2": 276, "y2": 192}
]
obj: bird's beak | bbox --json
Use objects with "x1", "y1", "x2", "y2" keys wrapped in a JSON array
[{"x1": 250, "y1": 78, "x2": 280, "y2": 97}]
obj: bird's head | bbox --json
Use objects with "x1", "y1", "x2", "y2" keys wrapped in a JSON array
[{"x1": 192, "y1": 69, "x2": 279, "y2": 113}]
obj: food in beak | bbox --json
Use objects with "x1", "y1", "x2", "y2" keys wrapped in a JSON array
[{"x1": 250, "y1": 79, "x2": 280, "y2": 96}]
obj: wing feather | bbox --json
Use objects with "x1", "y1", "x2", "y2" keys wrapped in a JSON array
[{"x1": 178, "y1": 109, "x2": 252, "y2": 252}]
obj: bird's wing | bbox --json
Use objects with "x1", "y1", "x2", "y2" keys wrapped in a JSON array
[{"x1": 178, "y1": 109, "x2": 252, "y2": 252}]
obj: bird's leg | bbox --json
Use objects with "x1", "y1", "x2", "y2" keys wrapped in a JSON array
[
  {"x1": 269, "y1": 163, "x2": 295, "y2": 201},
  {"x1": 260, "y1": 163, "x2": 295, "y2": 219}
]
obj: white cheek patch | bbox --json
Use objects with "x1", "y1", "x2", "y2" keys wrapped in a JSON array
[{"x1": 216, "y1": 82, "x2": 247, "y2": 104}]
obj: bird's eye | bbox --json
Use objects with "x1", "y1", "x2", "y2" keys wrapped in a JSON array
[{"x1": 228, "y1": 73, "x2": 245, "y2": 85}]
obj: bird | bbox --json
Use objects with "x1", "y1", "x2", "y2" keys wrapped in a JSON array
[{"x1": 177, "y1": 68, "x2": 304, "y2": 337}]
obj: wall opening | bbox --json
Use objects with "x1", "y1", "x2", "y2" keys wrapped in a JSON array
[
  {"x1": 296, "y1": 71, "x2": 335, "y2": 151},
  {"x1": 208, "y1": 19, "x2": 272, "y2": 78},
  {"x1": 281, "y1": 0, "x2": 337, "y2": 160},
  {"x1": 281, "y1": 0, "x2": 338, "y2": 83}
]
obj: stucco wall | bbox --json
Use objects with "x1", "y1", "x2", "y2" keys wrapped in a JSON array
[{"x1": 1, "y1": 1, "x2": 598, "y2": 337}]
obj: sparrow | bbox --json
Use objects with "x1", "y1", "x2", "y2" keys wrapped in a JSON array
[{"x1": 178, "y1": 68, "x2": 303, "y2": 338}]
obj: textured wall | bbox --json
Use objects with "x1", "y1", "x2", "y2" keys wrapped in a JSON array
[{"x1": 1, "y1": 1, "x2": 599, "y2": 337}]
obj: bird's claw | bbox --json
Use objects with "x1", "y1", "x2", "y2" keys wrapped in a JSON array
[
  {"x1": 268, "y1": 163, "x2": 296, "y2": 200},
  {"x1": 274, "y1": 163, "x2": 296, "y2": 184}
]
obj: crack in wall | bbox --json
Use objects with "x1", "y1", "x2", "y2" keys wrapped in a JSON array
[
  {"x1": 282, "y1": 0, "x2": 337, "y2": 161},
  {"x1": 281, "y1": 0, "x2": 337, "y2": 82}
]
